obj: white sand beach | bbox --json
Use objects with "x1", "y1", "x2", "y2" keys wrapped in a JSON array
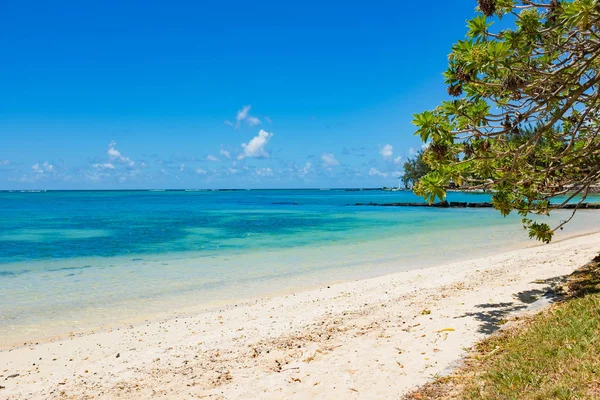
[{"x1": 2, "y1": 232, "x2": 599, "y2": 399}]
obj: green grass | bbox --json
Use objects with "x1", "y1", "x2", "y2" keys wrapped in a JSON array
[
  {"x1": 405, "y1": 256, "x2": 600, "y2": 400},
  {"x1": 465, "y1": 294, "x2": 600, "y2": 399}
]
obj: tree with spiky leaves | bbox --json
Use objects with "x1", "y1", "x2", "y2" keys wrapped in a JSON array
[{"x1": 412, "y1": 0, "x2": 600, "y2": 242}]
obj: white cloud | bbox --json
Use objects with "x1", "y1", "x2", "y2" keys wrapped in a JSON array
[
  {"x1": 23, "y1": 161, "x2": 59, "y2": 182},
  {"x1": 207, "y1": 154, "x2": 220, "y2": 162},
  {"x1": 108, "y1": 141, "x2": 134, "y2": 167},
  {"x1": 265, "y1": 116, "x2": 273, "y2": 124},
  {"x1": 228, "y1": 167, "x2": 238, "y2": 174},
  {"x1": 43, "y1": 162, "x2": 54, "y2": 172},
  {"x1": 195, "y1": 168, "x2": 207, "y2": 175},
  {"x1": 32, "y1": 162, "x2": 54, "y2": 175},
  {"x1": 84, "y1": 143, "x2": 142, "y2": 183},
  {"x1": 246, "y1": 116, "x2": 261, "y2": 127},
  {"x1": 220, "y1": 148, "x2": 231, "y2": 159},
  {"x1": 180, "y1": 164, "x2": 185, "y2": 172},
  {"x1": 422, "y1": 142, "x2": 430, "y2": 149},
  {"x1": 32, "y1": 163, "x2": 43, "y2": 174},
  {"x1": 237, "y1": 105, "x2": 251, "y2": 122},
  {"x1": 240, "y1": 129, "x2": 273, "y2": 159},
  {"x1": 394, "y1": 155, "x2": 403, "y2": 165},
  {"x1": 228, "y1": 105, "x2": 262, "y2": 129},
  {"x1": 299, "y1": 161, "x2": 312, "y2": 177},
  {"x1": 84, "y1": 145, "x2": 143, "y2": 183},
  {"x1": 84, "y1": 172, "x2": 102, "y2": 182},
  {"x1": 255, "y1": 167, "x2": 273, "y2": 177},
  {"x1": 0, "y1": 160, "x2": 10, "y2": 165},
  {"x1": 321, "y1": 153, "x2": 339, "y2": 167},
  {"x1": 93, "y1": 163, "x2": 115, "y2": 170},
  {"x1": 369, "y1": 168, "x2": 388, "y2": 177},
  {"x1": 408, "y1": 147, "x2": 417, "y2": 156},
  {"x1": 380, "y1": 144, "x2": 393, "y2": 159}
]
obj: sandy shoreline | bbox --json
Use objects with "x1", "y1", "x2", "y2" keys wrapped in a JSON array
[{"x1": 2, "y1": 232, "x2": 600, "y2": 399}]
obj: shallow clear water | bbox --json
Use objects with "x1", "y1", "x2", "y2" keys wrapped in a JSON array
[{"x1": 1, "y1": 189, "x2": 599, "y2": 346}]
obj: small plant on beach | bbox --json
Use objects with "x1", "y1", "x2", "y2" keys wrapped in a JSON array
[{"x1": 412, "y1": 0, "x2": 600, "y2": 242}]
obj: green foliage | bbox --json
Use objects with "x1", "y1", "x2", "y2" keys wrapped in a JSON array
[
  {"x1": 401, "y1": 150, "x2": 431, "y2": 189},
  {"x1": 413, "y1": 0, "x2": 600, "y2": 242}
]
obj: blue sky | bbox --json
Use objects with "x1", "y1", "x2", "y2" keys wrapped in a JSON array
[{"x1": 1, "y1": 1, "x2": 479, "y2": 189}]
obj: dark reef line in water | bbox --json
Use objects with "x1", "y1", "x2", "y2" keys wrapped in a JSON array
[{"x1": 350, "y1": 201, "x2": 600, "y2": 209}]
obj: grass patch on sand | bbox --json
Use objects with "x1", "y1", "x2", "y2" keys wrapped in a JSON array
[{"x1": 405, "y1": 255, "x2": 600, "y2": 400}]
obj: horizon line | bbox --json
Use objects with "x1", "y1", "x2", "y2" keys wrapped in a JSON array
[{"x1": 0, "y1": 187, "x2": 406, "y2": 192}]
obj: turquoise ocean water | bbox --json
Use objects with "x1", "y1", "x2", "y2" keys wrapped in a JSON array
[{"x1": 1, "y1": 189, "x2": 599, "y2": 346}]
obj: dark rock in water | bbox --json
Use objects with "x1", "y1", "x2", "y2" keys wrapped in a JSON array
[
  {"x1": 563, "y1": 203, "x2": 600, "y2": 209},
  {"x1": 467, "y1": 202, "x2": 493, "y2": 208},
  {"x1": 350, "y1": 201, "x2": 600, "y2": 210}
]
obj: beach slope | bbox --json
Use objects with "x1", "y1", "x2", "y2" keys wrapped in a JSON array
[{"x1": 2, "y1": 233, "x2": 599, "y2": 399}]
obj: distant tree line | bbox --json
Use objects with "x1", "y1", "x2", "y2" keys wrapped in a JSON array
[{"x1": 401, "y1": 150, "x2": 430, "y2": 189}]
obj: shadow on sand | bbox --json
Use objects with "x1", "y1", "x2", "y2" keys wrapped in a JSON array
[{"x1": 455, "y1": 275, "x2": 568, "y2": 335}]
